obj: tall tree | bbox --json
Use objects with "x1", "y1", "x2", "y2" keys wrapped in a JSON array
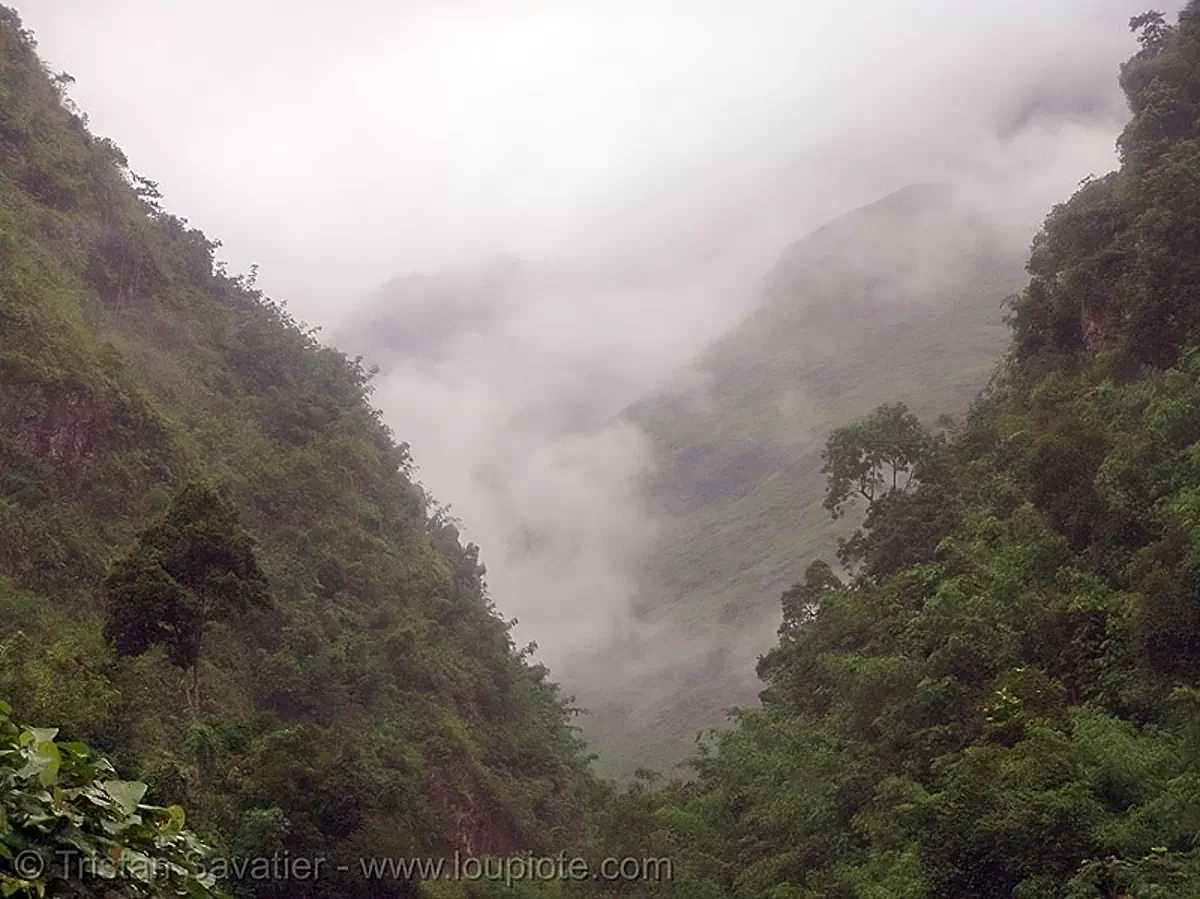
[
  {"x1": 1130, "y1": 10, "x2": 1172, "y2": 56},
  {"x1": 821, "y1": 403, "x2": 953, "y2": 573},
  {"x1": 103, "y1": 483, "x2": 269, "y2": 716},
  {"x1": 821, "y1": 403, "x2": 935, "y2": 518}
]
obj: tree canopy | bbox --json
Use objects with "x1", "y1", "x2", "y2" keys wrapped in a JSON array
[{"x1": 103, "y1": 483, "x2": 271, "y2": 715}]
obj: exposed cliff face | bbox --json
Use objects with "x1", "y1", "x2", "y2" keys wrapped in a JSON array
[
  {"x1": 431, "y1": 773, "x2": 526, "y2": 858},
  {"x1": 1, "y1": 378, "x2": 98, "y2": 473},
  {"x1": 0, "y1": 366, "x2": 166, "y2": 479}
]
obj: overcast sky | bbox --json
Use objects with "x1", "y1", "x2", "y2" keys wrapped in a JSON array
[
  {"x1": 14, "y1": 0, "x2": 1185, "y2": 679},
  {"x1": 16, "y1": 0, "x2": 1175, "y2": 327}
]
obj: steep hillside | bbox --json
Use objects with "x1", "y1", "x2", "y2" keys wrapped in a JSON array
[
  {"x1": 570, "y1": 8, "x2": 1200, "y2": 898},
  {"x1": 579, "y1": 184, "x2": 1028, "y2": 779},
  {"x1": 630, "y1": 182, "x2": 1026, "y2": 628},
  {"x1": 327, "y1": 10, "x2": 1200, "y2": 894},
  {"x1": 0, "y1": 9, "x2": 591, "y2": 897}
]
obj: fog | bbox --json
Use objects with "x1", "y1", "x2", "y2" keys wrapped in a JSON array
[
  {"x1": 15, "y1": 0, "x2": 1185, "y2": 749},
  {"x1": 19, "y1": 1, "x2": 1167, "y2": 321}
]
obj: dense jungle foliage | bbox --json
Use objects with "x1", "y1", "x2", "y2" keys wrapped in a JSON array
[{"x1": 0, "y1": 6, "x2": 594, "y2": 897}]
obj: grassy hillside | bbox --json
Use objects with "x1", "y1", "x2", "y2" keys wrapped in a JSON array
[
  {"x1": 0, "y1": 9, "x2": 592, "y2": 897},
  {"x1": 583, "y1": 185, "x2": 1028, "y2": 779},
  {"x1": 630, "y1": 183, "x2": 1026, "y2": 628}
]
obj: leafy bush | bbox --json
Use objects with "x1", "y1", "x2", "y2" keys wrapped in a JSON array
[{"x1": 0, "y1": 700, "x2": 224, "y2": 897}]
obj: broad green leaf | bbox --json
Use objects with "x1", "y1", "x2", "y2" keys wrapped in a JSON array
[
  {"x1": 37, "y1": 741, "x2": 61, "y2": 788},
  {"x1": 101, "y1": 780, "x2": 148, "y2": 817}
]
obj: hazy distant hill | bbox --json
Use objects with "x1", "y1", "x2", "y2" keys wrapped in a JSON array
[
  {"x1": 583, "y1": 183, "x2": 1031, "y2": 777},
  {"x1": 337, "y1": 183, "x2": 1036, "y2": 780},
  {"x1": 631, "y1": 183, "x2": 1026, "y2": 625},
  {"x1": 343, "y1": 256, "x2": 531, "y2": 367}
]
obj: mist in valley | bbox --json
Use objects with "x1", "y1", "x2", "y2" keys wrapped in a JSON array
[{"x1": 17, "y1": 0, "x2": 1186, "y2": 773}]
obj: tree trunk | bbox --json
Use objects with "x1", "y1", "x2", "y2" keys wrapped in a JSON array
[
  {"x1": 185, "y1": 663, "x2": 201, "y2": 721},
  {"x1": 185, "y1": 625, "x2": 204, "y2": 721}
]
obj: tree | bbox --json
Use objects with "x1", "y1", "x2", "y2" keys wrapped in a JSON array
[
  {"x1": 779, "y1": 560, "x2": 841, "y2": 634},
  {"x1": 1130, "y1": 10, "x2": 1172, "y2": 56},
  {"x1": 104, "y1": 483, "x2": 269, "y2": 716},
  {"x1": 129, "y1": 171, "x2": 163, "y2": 215},
  {"x1": 821, "y1": 403, "x2": 936, "y2": 518},
  {"x1": 841, "y1": 482, "x2": 959, "y2": 575},
  {"x1": 820, "y1": 404, "x2": 954, "y2": 574}
]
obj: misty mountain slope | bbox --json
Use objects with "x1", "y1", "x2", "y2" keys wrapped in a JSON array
[
  {"x1": 0, "y1": 12, "x2": 592, "y2": 896},
  {"x1": 578, "y1": 184, "x2": 1029, "y2": 779},
  {"x1": 579, "y1": 10, "x2": 1200, "y2": 894},
  {"x1": 629, "y1": 183, "x2": 1028, "y2": 628}
]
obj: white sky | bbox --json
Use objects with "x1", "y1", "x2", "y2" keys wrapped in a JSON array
[{"x1": 15, "y1": 1, "x2": 1171, "y2": 327}]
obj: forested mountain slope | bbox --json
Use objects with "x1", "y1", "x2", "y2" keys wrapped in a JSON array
[
  {"x1": 568, "y1": 7, "x2": 1200, "y2": 897},
  {"x1": 0, "y1": 9, "x2": 593, "y2": 897}
]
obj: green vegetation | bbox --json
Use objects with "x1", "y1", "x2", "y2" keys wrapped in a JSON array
[
  {"x1": 8, "y1": 0, "x2": 1200, "y2": 896},
  {"x1": 820, "y1": 403, "x2": 956, "y2": 576},
  {"x1": 103, "y1": 483, "x2": 271, "y2": 718},
  {"x1": 587, "y1": 176, "x2": 1023, "y2": 781},
  {"x1": 1, "y1": 700, "x2": 223, "y2": 898},
  {"x1": 564, "y1": 5, "x2": 1200, "y2": 896},
  {"x1": 0, "y1": 7, "x2": 592, "y2": 897}
]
